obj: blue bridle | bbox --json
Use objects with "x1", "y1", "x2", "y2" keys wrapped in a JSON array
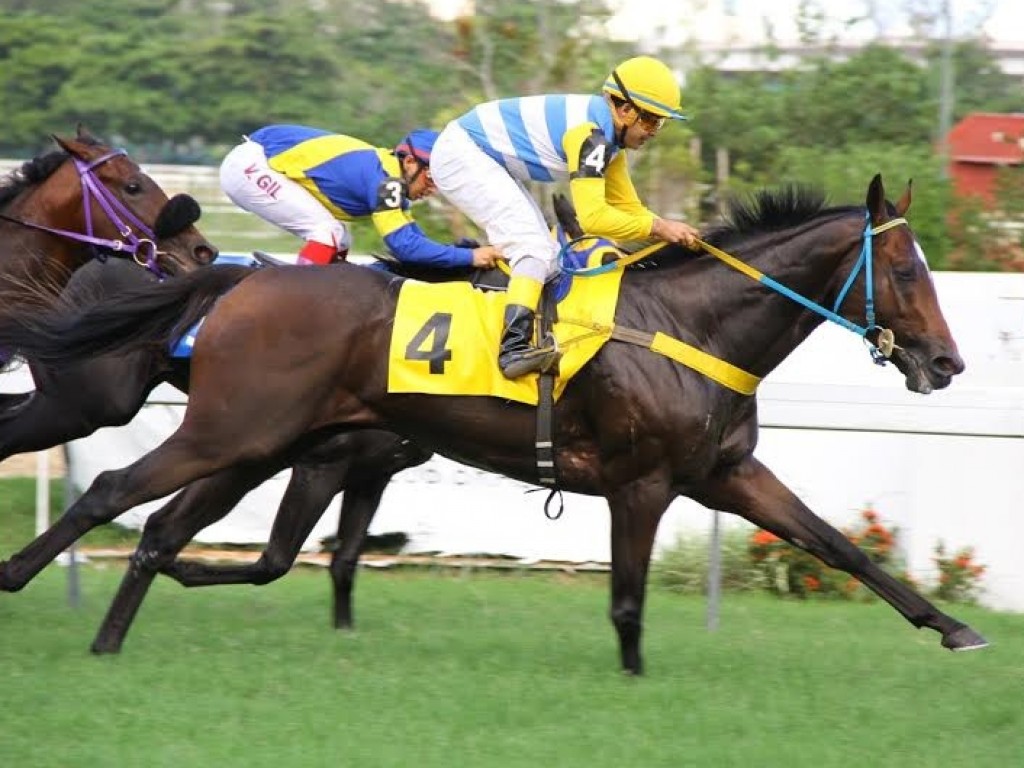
[{"x1": 558, "y1": 212, "x2": 909, "y2": 366}]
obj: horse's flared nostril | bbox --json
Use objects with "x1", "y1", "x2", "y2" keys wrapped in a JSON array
[
  {"x1": 195, "y1": 243, "x2": 219, "y2": 265},
  {"x1": 932, "y1": 353, "x2": 965, "y2": 378}
]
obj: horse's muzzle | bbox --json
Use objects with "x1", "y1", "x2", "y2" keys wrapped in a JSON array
[{"x1": 893, "y1": 343, "x2": 964, "y2": 394}]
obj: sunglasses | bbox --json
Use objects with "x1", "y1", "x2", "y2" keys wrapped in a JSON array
[
  {"x1": 612, "y1": 70, "x2": 667, "y2": 132},
  {"x1": 634, "y1": 108, "x2": 666, "y2": 132}
]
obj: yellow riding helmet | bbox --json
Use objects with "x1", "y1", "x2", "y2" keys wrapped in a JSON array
[{"x1": 602, "y1": 55, "x2": 686, "y2": 121}]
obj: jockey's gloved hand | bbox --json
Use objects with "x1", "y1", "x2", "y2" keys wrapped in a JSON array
[{"x1": 453, "y1": 237, "x2": 481, "y2": 249}]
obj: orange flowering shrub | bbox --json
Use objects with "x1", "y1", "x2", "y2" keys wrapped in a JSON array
[
  {"x1": 932, "y1": 541, "x2": 986, "y2": 604},
  {"x1": 748, "y1": 506, "x2": 908, "y2": 600}
]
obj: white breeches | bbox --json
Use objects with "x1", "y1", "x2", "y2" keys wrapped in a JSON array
[
  {"x1": 431, "y1": 121, "x2": 557, "y2": 283},
  {"x1": 218, "y1": 139, "x2": 350, "y2": 251}
]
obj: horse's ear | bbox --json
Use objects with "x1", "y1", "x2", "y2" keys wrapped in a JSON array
[
  {"x1": 552, "y1": 193, "x2": 583, "y2": 238},
  {"x1": 866, "y1": 173, "x2": 886, "y2": 224},
  {"x1": 895, "y1": 178, "x2": 913, "y2": 216},
  {"x1": 51, "y1": 133, "x2": 73, "y2": 153},
  {"x1": 51, "y1": 132, "x2": 91, "y2": 160},
  {"x1": 75, "y1": 124, "x2": 97, "y2": 143}
]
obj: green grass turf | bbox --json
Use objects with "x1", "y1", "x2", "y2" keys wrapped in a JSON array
[{"x1": 0, "y1": 564, "x2": 1020, "y2": 768}]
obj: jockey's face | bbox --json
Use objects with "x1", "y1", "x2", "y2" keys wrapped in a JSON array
[
  {"x1": 402, "y1": 155, "x2": 437, "y2": 200},
  {"x1": 610, "y1": 98, "x2": 663, "y2": 150}
]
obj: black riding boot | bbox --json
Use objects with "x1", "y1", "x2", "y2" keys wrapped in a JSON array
[{"x1": 498, "y1": 304, "x2": 557, "y2": 379}]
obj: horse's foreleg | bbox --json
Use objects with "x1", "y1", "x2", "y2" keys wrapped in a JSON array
[
  {"x1": 91, "y1": 465, "x2": 268, "y2": 654},
  {"x1": 0, "y1": 391, "x2": 33, "y2": 417},
  {"x1": 0, "y1": 433, "x2": 241, "y2": 592},
  {"x1": 331, "y1": 475, "x2": 390, "y2": 629},
  {"x1": 0, "y1": 390, "x2": 140, "y2": 462},
  {"x1": 0, "y1": 356, "x2": 155, "y2": 462},
  {"x1": 694, "y1": 456, "x2": 988, "y2": 651},
  {"x1": 607, "y1": 470, "x2": 674, "y2": 675}
]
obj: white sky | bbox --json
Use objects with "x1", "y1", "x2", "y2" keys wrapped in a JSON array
[
  {"x1": 605, "y1": 0, "x2": 1024, "y2": 47},
  {"x1": 429, "y1": 1, "x2": 1024, "y2": 46}
]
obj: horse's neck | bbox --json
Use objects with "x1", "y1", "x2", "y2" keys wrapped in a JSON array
[
  {"x1": 1, "y1": 184, "x2": 93, "y2": 291},
  {"x1": 0, "y1": 224, "x2": 85, "y2": 296},
  {"x1": 645, "y1": 218, "x2": 856, "y2": 379}
]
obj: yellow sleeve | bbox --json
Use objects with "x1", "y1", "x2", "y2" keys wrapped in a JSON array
[
  {"x1": 604, "y1": 151, "x2": 656, "y2": 219},
  {"x1": 371, "y1": 207, "x2": 414, "y2": 238},
  {"x1": 563, "y1": 124, "x2": 656, "y2": 242}
]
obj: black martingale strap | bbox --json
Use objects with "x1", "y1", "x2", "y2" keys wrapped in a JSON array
[{"x1": 535, "y1": 286, "x2": 561, "y2": 495}]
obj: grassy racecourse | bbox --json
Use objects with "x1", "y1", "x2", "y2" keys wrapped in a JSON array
[
  {"x1": 0, "y1": 563, "x2": 1021, "y2": 768},
  {"x1": 3, "y1": 177, "x2": 1018, "y2": 765}
]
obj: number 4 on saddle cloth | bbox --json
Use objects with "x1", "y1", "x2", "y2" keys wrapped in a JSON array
[
  {"x1": 388, "y1": 232, "x2": 623, "y2": 405},
  {"x1": 169, "y1": 239, "x2": 624, "y2": 406}
]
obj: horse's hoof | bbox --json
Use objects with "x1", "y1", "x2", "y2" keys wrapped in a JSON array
[
  {"x1": 942, "y1": 625, "x2": 990, "y2": 652},
  {"x1": 0, "y1": 561, "x2": 18, "y2": 592},
  {"x1": 90, "y1": 640, "x2": 122, "y2": 656}
]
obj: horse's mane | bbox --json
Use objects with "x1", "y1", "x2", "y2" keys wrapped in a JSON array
[
  {"x1": 0, "y1": 134, "x2": 104, "y2": 210},
  {"x1": 711, "y1": 184, "x2": 832, "y2": 239},
  {"x1": 635, "y1": 184, "x2": 861, "y2": 271}
]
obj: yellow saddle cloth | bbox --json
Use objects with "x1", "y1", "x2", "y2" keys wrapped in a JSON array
[{"x1": 387, "y1": 267, "x2": 624, "y2": 406}]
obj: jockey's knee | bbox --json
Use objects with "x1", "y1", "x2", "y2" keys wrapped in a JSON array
[
  {"x1": 509, "y1": 253, "x2": 554, "y2": 283},
  {"x1": 306, "y1": 221, "x2": 351, "y2": 254}
]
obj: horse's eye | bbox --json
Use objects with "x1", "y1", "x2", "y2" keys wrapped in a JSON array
[
  {"x1": 124, "y1": 180, "x2": 143, "y2": 195},
  {"x1": 893, "y1": 262, "x2": 917, "y2": 282}
]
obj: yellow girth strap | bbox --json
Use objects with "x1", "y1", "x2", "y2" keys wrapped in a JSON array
[{"x1": 610, "y1": 326, "x2": 761, "y2": 396}]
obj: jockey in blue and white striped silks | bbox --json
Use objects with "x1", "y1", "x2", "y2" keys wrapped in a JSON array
[{"x1": 430, "y1": 55, "x2": 701, "y2": 379}]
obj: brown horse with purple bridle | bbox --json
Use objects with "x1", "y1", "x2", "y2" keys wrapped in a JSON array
[
  {"x1": 0, "y1": 126, "x2": 216, "y2": 294},
  {"x1": 0, "y1": 125, "x2": 217, "y2": 402},
  {"x1": 0, "y1": 174, "x2": 986, "y2": 674}
]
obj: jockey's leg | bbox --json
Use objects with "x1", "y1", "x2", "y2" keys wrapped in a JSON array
[
  {"x1": 430, "y1": 121, "x2": 559, "y2": 378},
  {"x1": 219, "y1": 137, "x2": 350, "y2": 265},
  {"x1": 296, "y1": 224, "x2": 349, "y2": 265},
  {"x1": 499, "y1": 267, "x2": 558, "y2": 379}
]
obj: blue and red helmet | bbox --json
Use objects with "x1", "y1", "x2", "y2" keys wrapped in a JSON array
[{"x1": 395, "y1": 129, "x2": 439, "y2": 165}]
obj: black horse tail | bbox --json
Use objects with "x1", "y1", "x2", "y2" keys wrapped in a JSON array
[{"x1": 0, "y1": 264, "x2": 256, "y2": 367}]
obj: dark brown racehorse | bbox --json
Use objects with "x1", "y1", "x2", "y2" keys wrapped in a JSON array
[
  {"x1": 0, "y1": 175, "x2": 987, "y2": 673},
  {"x1": 0, "y1": 256, "x2": 429, "y2": 653}
]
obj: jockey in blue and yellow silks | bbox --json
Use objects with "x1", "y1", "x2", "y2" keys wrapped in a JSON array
[
  {"x1": 219, "y1": 124, "x2": 501, "y2": 268},
  {"x1": 430, "y1": 56, "x2": 700, "y2": 379}
]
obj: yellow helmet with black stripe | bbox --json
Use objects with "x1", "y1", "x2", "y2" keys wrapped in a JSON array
[{"x1": 602, "y1": 56, "x2": 686, "y2": 121}]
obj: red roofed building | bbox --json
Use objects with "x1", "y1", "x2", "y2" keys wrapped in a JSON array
[{"x1": 946, "y1": 113, "x2": 1024, "y2": 203}]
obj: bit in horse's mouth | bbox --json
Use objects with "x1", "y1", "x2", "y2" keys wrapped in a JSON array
[{"x1": 893, "y1": 346, "x2": 953, "y2": 394}]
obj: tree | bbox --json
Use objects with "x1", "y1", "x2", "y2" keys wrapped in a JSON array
[
  {"x1": 0, "y1": 15, "x2": 85, "y2": 149},
  {"x1": 775, "y1": 142, "x2": 954, "y2": 267},
  {"x1": 779, "y1": 44, "x2": 936, "y2": 151}
]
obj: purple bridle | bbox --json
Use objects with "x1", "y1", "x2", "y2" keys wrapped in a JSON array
[{"x1": 1, "y1": 149, "x2": 165, "y2": 276}]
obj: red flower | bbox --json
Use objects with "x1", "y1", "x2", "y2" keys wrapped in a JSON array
[{"x1": 752, "y1": 530, "x2": 781, "y2": 546}]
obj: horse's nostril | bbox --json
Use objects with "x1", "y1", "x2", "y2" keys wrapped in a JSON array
[
  {"x1": 196, "y1": 244, "x2": 218, "y2": 265},
  {"x1": 933, "y1": 355, "x2": 965, "y2": 377}
]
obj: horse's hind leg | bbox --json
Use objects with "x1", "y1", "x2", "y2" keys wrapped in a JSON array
[
  {"x1": 162, "y1": 459, "x2": 350, "y2": 588},
  {"x1": 330, "y1": 475, "x2": 390, "y2": 629},
  {"x1": 329, "y1": 433, "x2": 431, "y2": 629},
  {"x1": 91, "y1": 465, "x2": 268, "y2": 654},
  {"x1": 607, "y1": 470, "x2": 674, "y2": 675},
  {"x1": 0, "y1": 431, "x2": 240, "y2": 592},
  {"x1": 695, "y1": 456, "x2": 988, "y2": 651},
  {"x1": 165, "y1": 431, "x2": 430, "y2": 629}
]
